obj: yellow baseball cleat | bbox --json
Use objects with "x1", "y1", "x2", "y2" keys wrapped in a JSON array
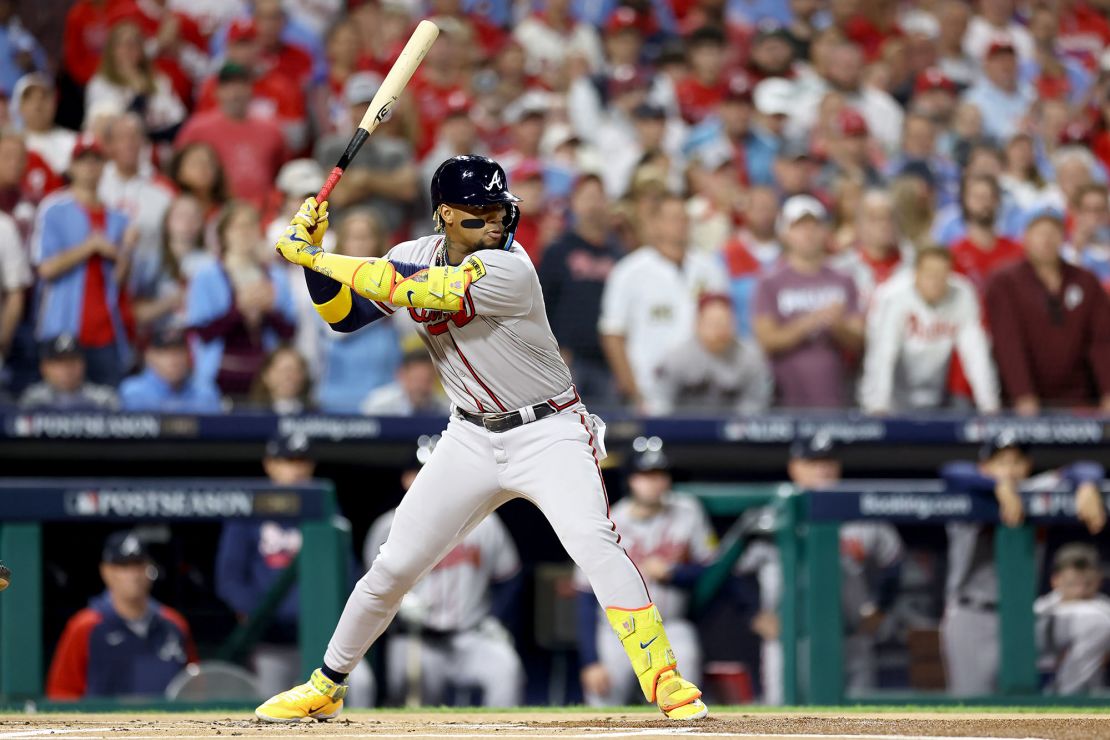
[
  {"x1": 604, "y1": 604, "x2": 710, "y2": 721},
  {"x1": 655, "y1": 669, "x2": 709, "y2": 720},
  {"x1": 255, "y1": 668, "x2": 347, "y2": 722}
]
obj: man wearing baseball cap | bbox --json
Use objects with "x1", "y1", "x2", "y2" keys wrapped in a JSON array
[
  {"x1": 32, "y1": 133, "x2": 134, "y2": 387},
  {"x1": 1034, "y1": 543, "x2": 1110, "y2": 695},
  {"x1": 737, "y1": 435, "x2": 903, "y2": 704},
  {"x1": 364, "y1": 438, "x2": 524, "y2": 707},
  {"x1": 118, "y1": 327, "x2": 221, "y2": 413},
  {"x1": 46, "y1": 531, "x2": 198, "y2": 699},
  {"x1": 19, "y1": 334, "x2": 119, "y2": 410},
  {"x1": 985, "y1": 206, "x2": 1110, "y2": 414},
  {"x1": 576, "y1": 439, "x2": 716, "y2": 706},
  {"x1": 939, "y1": 433, "x2": 1106, "y2": 696},
  {"x1": 962, "y1": 40, "x2": 1035, "y2": 142},
  {"x1": 752, "y1": 195, "x2": 864, "y2": 408},
  {"x1": 313, "y1": 71, "x2": 417, "y2": 237}
]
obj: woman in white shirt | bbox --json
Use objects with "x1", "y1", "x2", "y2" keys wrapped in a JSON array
[{"x1": 84, "y1": 20, "x2": 186, "y2": 142}]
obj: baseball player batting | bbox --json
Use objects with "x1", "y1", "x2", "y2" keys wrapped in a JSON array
[{"x1": 255, "y1": 155, "x2": 707, "y2": 722}]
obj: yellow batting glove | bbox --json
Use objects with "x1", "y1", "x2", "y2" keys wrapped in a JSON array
[
  {"x1": 275, "y1": 222, "x2": 323, "y2": 269},
  {"x1": 290, "y1": 197, "x2": 330, "y2": 247}
]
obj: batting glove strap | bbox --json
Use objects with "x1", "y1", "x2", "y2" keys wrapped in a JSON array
[{"x1": 275, "y1": 223, "x2": 324, "y2": 269}]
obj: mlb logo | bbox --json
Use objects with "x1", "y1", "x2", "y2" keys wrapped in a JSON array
[{"x1": 69, "y1": 491, "x2": 99, "y2": 515}]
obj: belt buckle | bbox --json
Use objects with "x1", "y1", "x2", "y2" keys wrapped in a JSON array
[{"x1": 483, "y1": 411, "x2": 515, "y2": 431}]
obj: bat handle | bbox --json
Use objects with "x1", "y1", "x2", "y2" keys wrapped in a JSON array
[{"x1": 316, "y1": 166, "x2": 344, "y2": 204}]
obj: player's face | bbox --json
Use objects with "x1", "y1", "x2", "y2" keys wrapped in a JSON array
[
  {"x1": 264, "y1": 457, "x2": 316, "y2": 485},
  {"x1": 629, "y1": 470, "x2": 671, "y2": 506},
  {"x1": 915, "y1": 254, "x2": 951, "y2": 304},
  {"x1": 443, "y1": 203, "x2": 508, "y2": 250},
  {"x1": 100, "y1": 561, "x2": 153, "y2": 602},
  {"x1": 1051, "y1": 567, "x2": 1090, "y2": 601},
  {"x1": 787, "y1": 458, "x2": 841, "y2": 489},
  {"x1": 979, "y1": 448, "x2": 1032, "y2": 483}
]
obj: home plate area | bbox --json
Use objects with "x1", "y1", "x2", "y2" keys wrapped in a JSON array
[{"x1": 0, "y1": 710, "x2": 1107, "y2": 740}]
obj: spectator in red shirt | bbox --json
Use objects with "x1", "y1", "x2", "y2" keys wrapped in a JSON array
[
  {"x1": 14, "y1": 73, "x2": 77, "y2": 179},
  {"x1": 833, "y1": 189, "x2": 910, "y2": 309},
  {"x1": 949, "y1": 173, "x2": 1024, "y2": 290},
  {"x1": 32, "y1": 133, "x2": 136, "y2": 387},
  {"x1": 62, "y1": 0, "x2": 125, "y2": 87},
  {"x1": 676, "y1": 26, "x2": 728, "y2": 124},
  {"x1": 253, "y1": 0, "x2": 315, "y2": 89},
  {"x1": 193, "y1": 20, "x2": 307, "y2": 155},
  {"x1": 986, "y1": 207, "x2": 1110, "y2": 414},
  {"x1": 0, "y1": 132, "x2": 61, "y2": 239},
  {"x1": 408, "y1": 26, "x2": 469, "y2": 159},
  {"x1": 175, "y1": 63, "x2": 286, "y2": 210}
]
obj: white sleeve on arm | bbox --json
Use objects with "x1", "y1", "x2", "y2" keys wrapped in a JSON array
[
  {"x1": 465, "y1": 248, "x2": 535, "y2": 317},
  {"x1": 598, "y1": 261, "x2": 631, "y2": 337},
  {"x1": 859, "y1": 287, "x2": 905, "y2": 412},
  {"x1": 954, "y1": 284, "x2": 1000, "y2": 413}
]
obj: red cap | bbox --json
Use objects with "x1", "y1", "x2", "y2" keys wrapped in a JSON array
[
  {"x1": 443, "y1": 90, "x2": 472, "y2": 117},
  {"x1": 914, "y1": 67, "x2": 955, "y2": 95},
  {"x1": 512, "y1": 159, "x2": 544, "y2": 182},
  {"x1": 227, "y1": 18, "x2": 258, "y2": 44},
  {"x1": 725, "y1": 71, "x2": 754, "y2": 101},
  {"x1": 985, "y1": 39, "x2": 1016, "y2": 58},
  {"x1": 606, "y1": 6, "x2": 645, "y2": 34},
  {"x1": 836, "y1": 107, "x2": 869, "y2": 137},
  {"x1": 72, "y1": 132, "x2": 104, "y2": 160},
  {"x1": 697, "y1": 292, "x2": 733, "y2": 312}
]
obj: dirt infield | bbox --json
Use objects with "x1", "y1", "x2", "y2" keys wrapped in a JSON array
[{"x1": 1, "y1": 710, "x2": 1108, "y2": 740}]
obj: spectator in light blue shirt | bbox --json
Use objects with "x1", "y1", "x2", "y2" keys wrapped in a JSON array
[
  {"x1": 1018, "y1": 5, "x2": 1093, "y2": 109},
  {"x1": 0, "y1": 1, "x2": 46, "y2": 97},
  {"x1": 119, "y1": 328, "x2": 221, "y2": 413},
  {"x1": 960, "y1": 40, "x2": 1035, "y2": 144}
]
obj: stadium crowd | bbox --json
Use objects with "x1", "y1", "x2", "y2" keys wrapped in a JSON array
[{"x1": 0, "y1": 0, "x2": 1108, "y2": 415}]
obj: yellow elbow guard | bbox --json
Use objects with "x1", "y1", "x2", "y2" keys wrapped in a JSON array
[{"x1": 311, "y1": 252, "x2": 486, "y2": 312}]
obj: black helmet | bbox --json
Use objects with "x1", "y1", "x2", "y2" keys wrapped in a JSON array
[
  {"x1": 430, "y1": 155, "x2": 521, "y2": 249},
  {"x1": 629, "y1": 436, "x2": 671, "y2": 473}
]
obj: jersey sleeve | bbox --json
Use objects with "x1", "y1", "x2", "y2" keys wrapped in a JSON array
[
  {"x1": 685, "y1": 496, "x2": 718, "y2": 565},
  {"x1": 870, "y1": 524, "x2": 905, "y2": 569},
  {"x1": 462, "y1": 248, "x2": 535, "y2": 317},
  {"x1": 45, "y1": 610, "x2": 99, "y2": 700}
]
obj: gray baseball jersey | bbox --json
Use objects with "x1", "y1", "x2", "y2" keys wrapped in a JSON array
[
  {"x1": 364, "y1": 510, "x2": 520, "y2": 633},
  {"x1": 945, "y1": 469, "x2": 1063, "y2": 605},
  {"x1": 371, "y1": 236, "x2": 572, "y2": 413},
  {"x1": 575, "y1": 493, "x2": 716, "y2": 621}
]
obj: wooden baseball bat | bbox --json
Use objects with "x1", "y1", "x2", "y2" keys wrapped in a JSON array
[{"x1": 315, "y1": 20, "x2": 439, "y2": 203}]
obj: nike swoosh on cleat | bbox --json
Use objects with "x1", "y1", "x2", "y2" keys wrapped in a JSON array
[
  {"x1": 640, "y1": 636, "x2": 658, "y2": 649},
  {"x1": 407, "y1": 290, "x2": 416, "y2": 304}
]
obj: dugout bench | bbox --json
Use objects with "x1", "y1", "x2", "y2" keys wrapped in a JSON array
[
  {"x1": 685, "y1": 480, "x2": 1110, "y2": 706},
  {"x1": 0, "y1": 479, "x2": 349, "y2": 703}
]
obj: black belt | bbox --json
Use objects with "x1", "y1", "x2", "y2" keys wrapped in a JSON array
[{"x1": 458, "y1": 401, "x2": 558, "y2": 433}]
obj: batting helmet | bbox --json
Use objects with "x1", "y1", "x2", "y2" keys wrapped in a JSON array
[{"x1": 430, "y1": 155, "x2": 521, "y2": 249}]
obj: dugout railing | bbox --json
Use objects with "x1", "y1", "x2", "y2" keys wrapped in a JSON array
[
  {"x1": 0, "y1": 479, "x2": 350, "y2": 704},
  {"x1": 684, "y1": 480, "x2": 1110, "y2": 707}
]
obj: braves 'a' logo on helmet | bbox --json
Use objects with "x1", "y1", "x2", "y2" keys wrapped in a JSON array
[{"x1": 484, "y1": 171, "x2": 503, "y2": 192}]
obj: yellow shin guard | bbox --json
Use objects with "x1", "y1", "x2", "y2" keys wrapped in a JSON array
[{"x1": 604, "y1": 604, "x2": 704, "y2": 715}]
